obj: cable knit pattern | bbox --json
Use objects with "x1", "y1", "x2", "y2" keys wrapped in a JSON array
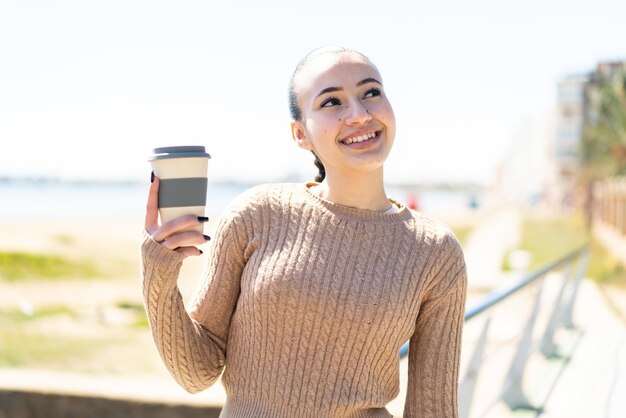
[{"x1": 141, "y1": 183, "x2": 467, "y2": 418}]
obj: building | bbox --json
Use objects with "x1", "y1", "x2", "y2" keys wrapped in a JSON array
[{"x1": 555, "y1": 74, "x2": 587, "y2": 200}]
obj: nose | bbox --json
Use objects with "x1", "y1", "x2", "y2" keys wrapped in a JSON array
[{"x1": 344, "y1": 100, "x2": 372, "y2": 125}]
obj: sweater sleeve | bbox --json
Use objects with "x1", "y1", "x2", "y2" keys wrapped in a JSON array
[
  {"x1": 403, "y1": 231, "x2": 467, "y2": 418},
  {"x1": 140, "y1": 192, "x2": 256, "y2": 394}
]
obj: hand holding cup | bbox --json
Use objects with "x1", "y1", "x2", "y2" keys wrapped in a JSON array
[
  {"x1": 145, "y1": 146, "x2": 211, "y2": 257},
  {"x1": 145, "y1": 176, "x2": 209, "y2": 257}
]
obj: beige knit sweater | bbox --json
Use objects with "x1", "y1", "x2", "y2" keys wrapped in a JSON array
[{"x1": 141, "y1": 183, "x2": 467, "y2": 418}]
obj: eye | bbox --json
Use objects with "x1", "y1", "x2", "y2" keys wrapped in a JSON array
[
  {"x1": 320, "y1": 96, "x2": 341, "y2": 108},
  {"x1": 363, "y1": 87, "x2": 381, "y2": 99}
]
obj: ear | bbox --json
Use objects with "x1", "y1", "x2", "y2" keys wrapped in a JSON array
[{"x1": 290, "y1": 121, "x2": 313, "y2": 151}]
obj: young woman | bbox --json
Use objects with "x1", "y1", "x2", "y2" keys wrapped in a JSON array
[{"x1": 142, "y1": 46, "x2": 467, "y2": 417}]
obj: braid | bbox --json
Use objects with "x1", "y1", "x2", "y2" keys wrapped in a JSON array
[{"x1": 312, "y1": 152, "x2": 326, "y2": 182}]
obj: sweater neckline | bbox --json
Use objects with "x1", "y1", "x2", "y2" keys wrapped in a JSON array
[{"x1": 301, "y1": 182, "x2": 413, "y2": 223}]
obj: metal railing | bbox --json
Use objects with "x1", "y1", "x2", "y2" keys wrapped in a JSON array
[{"x1": 399, "y1": 244, "x2": 590, "y2": 418}]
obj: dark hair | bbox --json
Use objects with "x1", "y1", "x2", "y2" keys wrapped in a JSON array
[
  {"x1": 312, "y1": 153, "x2": 326, "y2": 183},
  {"x1": 288, "y1": 46, "x2": 370, "y2": 182}
]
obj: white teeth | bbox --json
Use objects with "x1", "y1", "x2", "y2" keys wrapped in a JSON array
[{"x1": 344, "y1": 132, "x2": 376, "y2": 145}]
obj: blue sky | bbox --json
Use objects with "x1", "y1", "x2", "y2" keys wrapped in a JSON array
[{"x1": 1, "y1": 0, "x2": 625, "y2": 185}]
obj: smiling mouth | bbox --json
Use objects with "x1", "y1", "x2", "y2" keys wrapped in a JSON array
[{"x1": 341, "y1": 131, "x2": 380, "y2": 145}]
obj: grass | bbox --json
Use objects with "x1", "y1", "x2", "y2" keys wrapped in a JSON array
[
  {"x1": 504, "y1": 214, "x2": 587, "y2": 271},
  {"x1": 0, "y1": 225, "x2": 157, "y2": 373},
  {"x1": 503, "y1": 211, "x2": 625, "y2": 287},
  {"x1": 0, "y1": 305, "x2": 99, "y2": 369},
  {"x1": 0, "y1": 326, "x2": 156, "y2": 374},
  {"x1": 587, "y1": 238, "x2": 626, "y2": 286},
  {"x1": 0, "y1": 251, "x2": 100, "y2": 281},
  {"x1": 0, "y1": 330, "x2": 104, "y2": 369},
  {"x1": 0, "y1": 305, "x2": 76, "y2": 322},
  {"x1": 115, "y1": 301, "x2": 149, "y2": 328},
  {"x1": 0, "y1": 302, "x2": 154, "y2": 372},
  {"x1": 450, "y1": 224, "x2": 473, "y2": 246},
  {"x1": 0, "y1": 250, "x2": 102, "y2": 282}
]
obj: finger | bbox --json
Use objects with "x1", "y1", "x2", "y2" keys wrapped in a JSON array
[
  {"x1": 160, "y1": 230, "x2": 207, "y2": 251},
  {"x1": 175, "y1": 246, "x2": 204, "y2": 257},
  {"x1": 153, "y1": 214, "x2": 208, "y2": 242},
  {"x1": 145, "y1": 175, "x2": 160, "y2": 232}
]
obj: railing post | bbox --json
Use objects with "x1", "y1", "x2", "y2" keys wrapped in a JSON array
[
  {"x1": 540, "y1": 261, "x2": 575, "y2": 358},
  {"x1": 459, "y1": 316, "x2": 491, "y2": 418},
  {"x1": 562, "y1": 250, "x2": 589, "y2": 329},
  {"x1": 501, "y1": 282, "x2": 544, "y2": 411}
]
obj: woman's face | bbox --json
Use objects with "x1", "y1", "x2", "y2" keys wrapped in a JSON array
[{"x1": 291, "y1": 52, "x2": 396, "y2": 179}]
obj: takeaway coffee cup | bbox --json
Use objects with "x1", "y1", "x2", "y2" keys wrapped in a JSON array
[{"x1": 149, "y1": 146, "x2": 211, "y2": 233}]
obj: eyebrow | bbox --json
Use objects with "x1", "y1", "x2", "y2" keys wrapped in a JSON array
[
  {"x1": 357, "y1": 77, "x2": 382, "y2": 87},
  {"x1": 315, "y1": 77, "x2": 382, "y2": 98}
]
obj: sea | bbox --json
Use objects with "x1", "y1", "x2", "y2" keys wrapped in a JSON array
[{"x1": 0, "y1": 179, "x2": 481, "y2": 220}]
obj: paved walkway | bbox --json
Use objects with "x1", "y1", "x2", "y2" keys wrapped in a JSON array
[
  {"x1": 523, "y1": 279, "x2": 626, "y2": 418},
  {"x1": 463, "y1": 205, "x2": 522, "y2": 291}
]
